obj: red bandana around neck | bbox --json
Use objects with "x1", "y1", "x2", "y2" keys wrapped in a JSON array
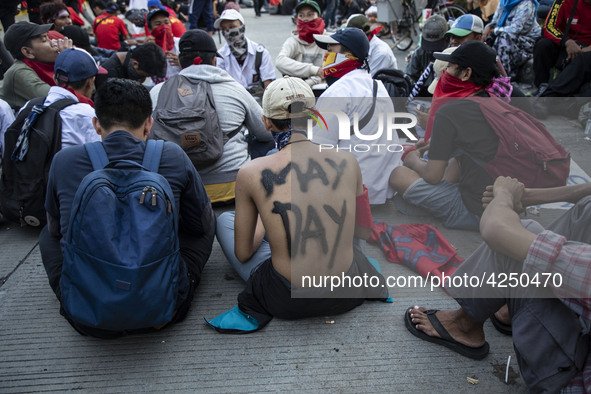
[
  {"x1": 322, "y1": 52, "x2": 363, "y2": 79},
  {"x1": 65, "y1": 87, "x2": 95, "y2": 108},
  {"x1": 297, "y1": 18, "x2": 325, "y2": 43},
  {"x1": 152, "y1": 24, "x2": 175, "y2": 52},
  {"x1": 22, "y1": 59, "x2": 56, "y2": 87},
  {"x1": 367, "y1": 26, "x2": 383, "y2": 41},
  {"x1": 424, "y1": 70, "x2": 484, "y2": 142}
]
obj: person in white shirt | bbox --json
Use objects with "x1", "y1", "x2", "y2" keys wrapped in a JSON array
[
  {"x1": 312, "y1": 28, "x2": 406, "y2": 205},
  {"x1": 345, "y1": 14, "x2": 398, "y2": 76},
  {"x1": 45, "y1": 48, "x2": 105, "y2": 148},
  {"x1": 275, "y1": 0, "x2": 326, "y2": 87},
  {"x1": 0, "y1": 98, "x2": 16, "y2": 164},
  {"x1": 214, "y1": 9, "x2": 275, "y2": 99}
]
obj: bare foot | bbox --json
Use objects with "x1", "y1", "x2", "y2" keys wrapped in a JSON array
[
  {"x1": 408, "y1": 306, "x2": 486, "y2": 348},
  {"x1": 494, "y1": 304, "x2": 511, "y2": 325}
]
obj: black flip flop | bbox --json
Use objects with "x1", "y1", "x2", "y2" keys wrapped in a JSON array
[
  {"x1": 404, "y1": 307, "x2": 490, "y2": 360},
  {"x1": 490, "y1": 314, "x2": 513, "y2": 336}
]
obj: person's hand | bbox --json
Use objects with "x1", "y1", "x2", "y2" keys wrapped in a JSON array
[
  {"x1": 126, "y1": 39, "x2": 138, "y2": 47},
  {"x1": 482, "y1": 25, "x2": 493, "y2": 42},
  {"x1": 415, "y1": 139, "x2": 430, "y2": 156},
  {"x1": 484, "y1": 176, "x2": 525, "y2": 212},
  {"x1": 565, "y1": 39, "x2": 582, "y2": 61},
  {"x1": 52, "y1": 38, "x2": 73, "y2": 53},
  {"x1": 415, "y1": 108, "x2": 429, "y2": 130},
  {"x1": 316, "y1": 67, "x2": 324, "y2": 77},
  {"x1": 166, "y1": 51, "x2": 179, "y2": 67},
  {"x1": 143, "y1": 35, "x2": 156, "y2": 44},
  {"x1": 582, "y1": 45, "x2": 591, "y2": 53}
]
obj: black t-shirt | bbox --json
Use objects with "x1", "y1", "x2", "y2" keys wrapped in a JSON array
[
  {"x1": 428, "y1": 97, "x2": 499, "y2": 216},
  {"x1": 100, "y1": 52, "x2": 126, "y2": 79}
]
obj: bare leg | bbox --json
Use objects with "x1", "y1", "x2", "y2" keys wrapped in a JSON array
[{"x1": 389, "y1": 166, "x2": 421, "y2": 194}]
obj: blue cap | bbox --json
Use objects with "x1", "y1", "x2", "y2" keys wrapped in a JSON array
[
  {"x1": 313, "y1": 28, "x2": 369, "y2": 61},
  {"x1": 105, "y1": 1, "x2": 119, "y2": 13},
  {"x1": 147, "y1": 0, "x2": 167, "y2": 10},
  {"x1": 54, "y1": 48, "x2": 107, "y2": 84}
]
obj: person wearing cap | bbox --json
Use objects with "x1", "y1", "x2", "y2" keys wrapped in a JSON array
[
  {"x1": 93, "y1": 1, "x2": 131, "y2": 50},
  {"x1": 99, "y1": 42, "x2": 168, "y2": 83},
  {"x1": 310, "y1": 28, "x2": 403, "y2": 205},
  {"x1": 445, "y1": 14, "x2": 484, "y2": 47},
  {"x1": 275, "y1": 0, "x2": 326, "y2": 87},
  {"x1": 40, "y1": 78, "x2": 215, "y2": 337},
  {"x1": 209, "y1": 76, "x2": 389, "y2": 333},
  {"x1": 390, "y1": 41, "x2": 512, "y2": 230},
  {"x1": 405, "y1": 15, "x2": 448, "y2": 85},
  {"x1": 150, "y1": 29, "x2": 271, "y2": 203},
  {"x1": 345, "y1": 14, "x2": 398, "y2": 77},
  {"x1": 147, "y1": 0, "x2": 187, "y2": 37},
  {"x1": 145, "y1": 8, "x2": 182, "y2": 82},
  {"x1": 339, "y1": 0, "x2": 366, "y2": 25},
  {"x1": 36, "y1": 48, "x2": 105, "y2": 149},
  {"x1": 215, "y1": 9, "x2": 275, "y2": 96},
  {"x1": 481, "y1": 0, "x2": 540, "y2": 79},
  {"x1": 0, "y1": 21, "x2": 73, "y2": 111}
]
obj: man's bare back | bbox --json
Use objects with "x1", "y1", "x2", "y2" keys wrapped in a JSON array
[{"x1": 234, "y1": 137, "x2": 364, "y2": 284}]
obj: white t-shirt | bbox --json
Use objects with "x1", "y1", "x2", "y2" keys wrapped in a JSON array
[{"x1": 311, "y1": 69, "x2": 403, "y2": 204}]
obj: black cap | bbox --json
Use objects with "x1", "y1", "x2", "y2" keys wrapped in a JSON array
[
  {"x1": 4, "y1": 22, "x2": 52, "y2": 58},
  {"x1": 433, "y1": 40, "x2": 497, "y2": 80},
  {"x1": 146, "y1": 8, "x2": 169, "y2": 29},
  {"x1": 179, "y1": 29, "x2": 221, "y2": 57}
]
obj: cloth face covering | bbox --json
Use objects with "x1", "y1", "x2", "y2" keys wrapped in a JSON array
[
  {"x1": 297, "y1": 18, "x2": 325, "y2": 43},
  {"x1": 222, "y1": 25, "x2": 247, "y2": 63},
  {"x1": 151, "y1": 24, "x2": 174, "y2": 52},
  {"x1": 322, "y1": 52, "x2": 363, "y2": 79}
]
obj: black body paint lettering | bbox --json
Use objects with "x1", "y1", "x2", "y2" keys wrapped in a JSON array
[
  {"x1": 300, "y1": 205, "x2": 328, "y2": 255},
  {"x1": 262, "y1": 163, "x2": 292, "y2": 197},
  {"x1": 324, "y1": 158, "x2": 347, "y2": 190},
  {"x1": 323, "y1": 200, "x2": 347, "y2": 269},
  {"x1": 272, "y1": 201, "x2": 302, "y2": 256}
]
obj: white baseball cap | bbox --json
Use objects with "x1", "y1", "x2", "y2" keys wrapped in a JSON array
[
  {"x1": 262, "y1": 77, "x2": 316, "y2": 120},
  {"x1": 213, "y1": 9, "x2": 245, "y2": 30}
]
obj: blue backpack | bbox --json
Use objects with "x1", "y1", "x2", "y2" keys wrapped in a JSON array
[{"x1": 60, "y1": 140, "x2": 180, "y2": 331}]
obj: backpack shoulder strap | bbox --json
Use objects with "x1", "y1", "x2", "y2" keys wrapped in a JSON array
[
  {"x1": 142, "y1": 139, "x2": 164, "y2": 172},
  {"x1": 350, "y1": 79, "x2": 378, "y2": 135},
  {"x1": 255, "y1": 45, "x2": 264, "y2": 77},
  {"x1": 48, "y1": 97, "x2": 78, "y2": 112},
  {"x1": 85, "y1": 142, "x2": 110, "y2": 171},
  {"x1": 93, "y1": 14, "x2": 113, "y2": 30}
]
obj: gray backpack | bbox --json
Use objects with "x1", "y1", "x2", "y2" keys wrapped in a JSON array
[{"x1": 151, "y1": 75, "x2": 235, "y2": 170}]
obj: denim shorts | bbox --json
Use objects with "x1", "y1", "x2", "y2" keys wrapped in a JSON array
[{"x1": 400, "y1": 178, "x2": 480, "y2": 231}]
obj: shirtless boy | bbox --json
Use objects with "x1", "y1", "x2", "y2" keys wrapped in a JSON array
[{"x1": 214, "y1": 76, "x2": 388, "y2": 332}]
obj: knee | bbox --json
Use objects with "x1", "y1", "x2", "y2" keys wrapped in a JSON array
[
  {"x1": 215, "y1": 211, "x2": 236, "y2": 241},
  {"x1": 389, "y1": 166, "x2": 417, "y2": 194},
  {"x1": 534, "y1": 38, "x2": 557, "y2": 56}
]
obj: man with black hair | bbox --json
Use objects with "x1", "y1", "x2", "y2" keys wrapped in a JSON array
[
  {"x1": 99, "y1": 42, "x2": 168, "y2": 83},
  {"x1": 312, "y1": 27, "x2": 403, "y2": 205},
  {"x1": 40, "y1": 78, "x2": 215, "y2": 337},
  {"x1": 44, "y1": 48, "x2": 105, "y2": 148},
  {"x1": 145, "y1": 8, "x2": 181, "y2": 81},
  {"x1": 210, "y1": 76, "x2": 388, "y2": 333},
  {"x1": 149, "y1": 29, "x2": 271, "y2": 204},
  {"x1": 0, "y1": 22, "x2": 72, "y2": 110}
]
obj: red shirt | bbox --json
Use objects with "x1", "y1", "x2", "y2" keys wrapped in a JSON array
[
  {"x1": 93, "y1": 12, "x2": 129, "y2": 50},
  {"x1": 543, "y1": 0, "x2": 591, "y2": 46},
  {"x1": 67, "y1": 6, "x2": 85, "y2": 26}
]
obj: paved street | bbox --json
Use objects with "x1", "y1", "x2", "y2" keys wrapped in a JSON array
[{"x1": 1, "y1": 10, "x2": 590, "y2": 392}]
